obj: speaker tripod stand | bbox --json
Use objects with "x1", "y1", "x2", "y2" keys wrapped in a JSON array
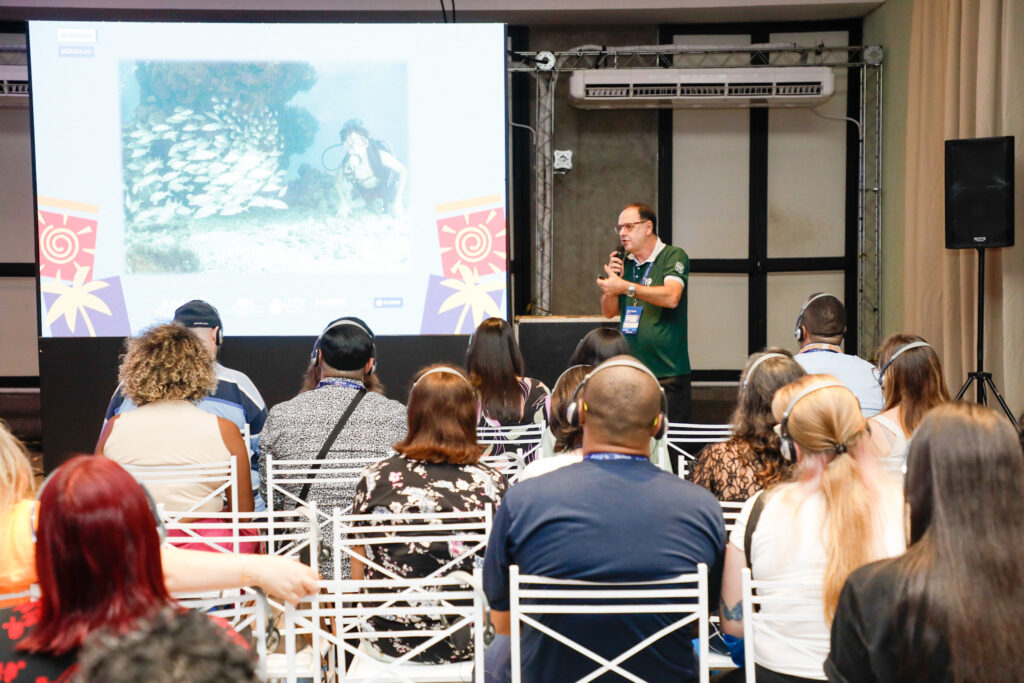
[{"x1": 954, "y1": 247, "x2": 1017, "y2": 423}]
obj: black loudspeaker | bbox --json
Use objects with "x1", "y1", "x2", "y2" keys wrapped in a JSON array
[{"x1": 944, "y1": 136, "x2": 1015, "y2": 249}]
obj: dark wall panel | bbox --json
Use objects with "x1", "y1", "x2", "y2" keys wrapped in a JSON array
[{"x1": 39, "y1": 334, "x2": 470, "y2": 472}]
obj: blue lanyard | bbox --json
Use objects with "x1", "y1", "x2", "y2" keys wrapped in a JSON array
[
  {"x1": 316, "y1": 377, "x2": 365, "y2": 391},
  {"x1": 584, "y1": 452, "x2": 649, "y2": 462},
  {"x1": 631, "y1": 259, "x2": 655, "y2": 286}
]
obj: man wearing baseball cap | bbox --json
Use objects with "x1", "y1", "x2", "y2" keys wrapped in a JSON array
[{"x1": 102, "y1": 299, "x2": 270, "y2": 510}]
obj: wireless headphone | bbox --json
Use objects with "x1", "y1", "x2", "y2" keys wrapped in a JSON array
[
  {"x1": 742, "y1": 352, "x2": 787, "y2": 389},
  {"x1": 777, "y1": 381, "x2": 848, "y2": 462},
  {"x1": 794, "y1": 293, "x2": 838, "y2": 343},
  {"x1": 412, "y1": 366, "x2": 473, "y2": 389},
  {"x1": 310, "y1": 317, "x2": 377, "y2": 374},
  {"x1": 565, "y1": 358, "x2": 668, "y2": 440},
  {"x1": 875, "y1": 341, "x2": 932, "y2": 385}
]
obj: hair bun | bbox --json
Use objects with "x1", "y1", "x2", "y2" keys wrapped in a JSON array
[{"x1": 834, "y1": 442, "x2": 848, "y2": 454}]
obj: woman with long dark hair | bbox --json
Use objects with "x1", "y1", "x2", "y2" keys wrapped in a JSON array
[
  {"x1": 826, "y1": 402, "x2": 1024, "y2": 682},
  {"x1": 351, "y1": 364, "x2": 507, "y2": 663},
  {"x1": 866, "y1": 334, "x2": 949, "y2": 468},
  {"x1": 692, "y1": 348, "x2": 805, "y2": 501},
  {"x1": 466, "y1": 318, "x2": 549, "y2": 429},
  {"x1": 567, "y1": 328, "x2": 630, "y2": 366}
]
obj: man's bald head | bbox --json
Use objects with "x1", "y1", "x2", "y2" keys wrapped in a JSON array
[{"x1": 580, "y1": 356, "x2": 663, "y2": 452}]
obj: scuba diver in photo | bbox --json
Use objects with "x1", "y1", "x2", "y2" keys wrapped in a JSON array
[{"x1": 325, "y1": 118, "x2": 407, "y2": 219}]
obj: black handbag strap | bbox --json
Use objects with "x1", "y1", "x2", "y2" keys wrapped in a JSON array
[
  {"x1": 744, "y1": 490, "x2": 769, "y2": 571},
  {"x1": 297, "y1": 390, "x2": 366, "y2": 503}
]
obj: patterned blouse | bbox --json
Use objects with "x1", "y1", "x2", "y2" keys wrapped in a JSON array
[
  {"x1": 691, "y1": 440, "x2": 763, "y2": 502},
  {"x1": 351, "y1": 454, "x2": 507, "y2": 663},
  {"x1": 258, "y1": 381, "x2": 408, "y2": 579},
  {"x1": 479, "y1": 377, "x2": 550, "y2": 466}
]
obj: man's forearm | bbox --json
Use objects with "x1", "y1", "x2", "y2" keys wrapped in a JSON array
[
  {"x1": 632, "y1": 282, "x2": 682, "y2": 309},
  {"x1": 601, "y1": 293, "x2": 620, "y2": 318}
]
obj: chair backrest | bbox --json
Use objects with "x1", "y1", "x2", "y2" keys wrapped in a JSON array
[
  {"x1": 509, "y1": 563, "x2": 712, "y2": 683},
  {"x1": 332, "y1": 507, "x2": 493, "y2": 584},
  {"x1": 123, "y1": 456, "x2": 238, "y2": 522},
  {"x1": 264, "y1": 452, "x2": 383, "y2": 570},
  {"x1": 665, "y1": 423, "x2": 733, "y2": 471},
  {"x1": 160, "y1": 504, "x2": 320, "y2": 575},
  {"x1": 476, "y1": 423, "x2": 545, "y2": 482},
  {"x1": 740, "y1": 567, "x2": 824, "y2": 682},
  {"x1": 173, "y1": 586, "x2": 269, "y2": 680},
  {"x1": 280, "y1": 573, "x2": 486, "y2": 683},
  {"x1": 719, "y1": 501, "x2": 746, "y2": 534}
]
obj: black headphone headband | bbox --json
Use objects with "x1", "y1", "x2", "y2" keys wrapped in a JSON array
[
  {"x1": 310, "y1": 317, "x2": 377, "y2": 365},
  {"x1": 566, "y1": 358, "x2": 668, "y2": 439}
]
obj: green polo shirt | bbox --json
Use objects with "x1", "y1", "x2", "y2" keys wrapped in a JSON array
[{"x1": 618, "y1": 243, "x2": 691, "y2": 378}]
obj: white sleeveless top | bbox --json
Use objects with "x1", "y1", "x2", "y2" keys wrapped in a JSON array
[
  {"x1": 104, "y1": 400, "x2": 233, "y2": 514},
  {"x1": 869, "y1": 413, "x2": 908, "y2": 479}
]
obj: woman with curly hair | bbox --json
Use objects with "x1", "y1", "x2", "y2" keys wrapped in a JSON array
[
  {"x1": 692, "y1": 348, "x2": 805, "y2": 501},
  {"x1": 97, "y1": 323, "x2": 253, "y2": 515}
]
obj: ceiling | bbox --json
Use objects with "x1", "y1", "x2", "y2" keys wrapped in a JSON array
[{"x1": 0, "y1": 0, "x2": 884, "y2": 25}]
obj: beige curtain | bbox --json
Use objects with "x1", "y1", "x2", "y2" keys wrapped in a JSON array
[{"x1": 904, "y1": 0, "x2": 1024, "y2": 417}]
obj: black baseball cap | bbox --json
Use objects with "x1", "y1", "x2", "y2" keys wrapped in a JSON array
[{"x1": 173, "y1": 300, "x2": 222, "y2": 330}]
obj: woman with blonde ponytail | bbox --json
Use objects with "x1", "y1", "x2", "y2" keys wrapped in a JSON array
[{"x1": 718, "y1": 375, "x2": 904, "y2": 682}]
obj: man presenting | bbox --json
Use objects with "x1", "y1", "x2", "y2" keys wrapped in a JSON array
[
  {"x1": 483, "y1": 357, "x2": 725, "y2": 682},
  {"x1": 596, "y1": 203, "x2": 692, "y2": 425}
]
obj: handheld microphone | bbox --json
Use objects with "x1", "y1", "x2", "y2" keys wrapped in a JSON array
[{"x1": 600, "y1": 246, "x2": 627, "y2": 279}]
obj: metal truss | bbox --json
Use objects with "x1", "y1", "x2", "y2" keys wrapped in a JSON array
[{"x1": 510, "y1": 44, "x2": 883, "y2": 355}]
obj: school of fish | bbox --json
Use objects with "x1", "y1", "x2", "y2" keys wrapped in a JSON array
[{"x1": 122, "y1": 97, "x2": 290, "y2": 224}]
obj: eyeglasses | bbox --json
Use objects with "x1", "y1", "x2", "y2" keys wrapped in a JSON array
[{"x1": 613, "y1": 220, "x2": 648, "y2": 234}]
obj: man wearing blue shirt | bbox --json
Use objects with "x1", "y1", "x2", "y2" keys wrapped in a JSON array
[
  {"x1": 792, "y1": 293, "x2": 884, "y2": 417},
  {"x1": 482, "y1": 357, "x2": 725, "y2": 682}
]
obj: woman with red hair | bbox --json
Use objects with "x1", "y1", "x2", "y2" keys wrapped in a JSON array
[{"x1": 0, "y1": 456, "x2": 286, "y2": 679}]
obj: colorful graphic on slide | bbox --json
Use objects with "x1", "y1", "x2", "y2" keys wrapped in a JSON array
[{"x1": 38, "y1": 209, "x2": 97, "y2": 281}]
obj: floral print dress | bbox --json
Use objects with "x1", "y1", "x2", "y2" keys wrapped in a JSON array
[{"x1": 351, "y1": 454, "x2": 507, "y2": 663}]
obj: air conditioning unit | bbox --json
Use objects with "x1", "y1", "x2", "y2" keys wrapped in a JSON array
[
  {"x1": 568, "y1": 66, "x2": 835, "y2": 109},
  {"x1": 0, "y1": 65, "x2": 30, "y2": 107}
]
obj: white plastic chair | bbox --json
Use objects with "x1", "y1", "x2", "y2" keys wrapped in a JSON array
[
  {"x1": 332, "y1": 507, "x2": 493, "y2": 585},
  {"x1": 160, "y1": 504, "x2": 319, "y2": 569},
  {"x1": 719, "y1": 500, "x2": 746, "y2": 534},
  {"x1": 174, "y1": 586, "x2": 270, "y2": 679},
  {"x1": 123, "y1": 456, "x2": 239, "y2": 522},
  {"x1": 509, "y1": 563, "x2": 713, "y2": 683},
  {"x1": 476, "y1": 423, "x2": 545, "y2": 482},
  {"x1": 279, "y1": 573, "x2": 487, "y2": 683},
  {"x1": 740, "y1": 567, "x2": 824, "y2": 682},
  {"x1": 265, "y1": 452, "x2": 383, "y2": 574},
  {"x1": 664, "y1": 423, "x2": 733, "y2": 478}
]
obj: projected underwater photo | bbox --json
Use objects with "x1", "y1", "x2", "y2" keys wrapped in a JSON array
[{"x1": 119, "y1": 61, "x2": 410, "y2": 274}]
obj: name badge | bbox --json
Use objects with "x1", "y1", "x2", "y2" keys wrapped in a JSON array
[{"x1": 622, "y1": 305, "x2": 642, "y2": 335}]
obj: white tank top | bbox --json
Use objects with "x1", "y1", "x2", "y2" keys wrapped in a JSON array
[{"x1": 104, "y1": 400, "x2": 232, "y2": 514}]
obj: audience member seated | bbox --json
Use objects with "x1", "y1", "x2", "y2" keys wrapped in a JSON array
[
  {"x1": 0, "y1": 420, "x2": 35, "y2": 603},
  {"x1": 522, "y1": 364, "x2": 591, "y2": 477},
  {"x1": 103, "y1": 299, "x2": 270, "y2": 511},
  {"x1": 483, "y1": 356, "x2": 726, "y2": 683},
  {"x1": 77, "y1": 607, "x2": 258, "y2": 683},
  {"x1": 792, "y1": 294, "x2": 883, "y2": 417},
  {"x1": 719, "y1": 375, "x2": 904, "y2": 683},
  {"x1": 692, "y1": 348, "x2": 805, "y2": 501},
  {"x1": 258, "y1": 316, "x2": 406, "y2": 579},
  {"x1": 96, "y1": 323, "x2": 254, "y2": 517},
  {"x1": 866, "y1": 334, "x2": 948, "y2": 470},
  {"x1": 828, "y1": 403, "x2": 1024, "y2": 682},
  {"x1": 566, "y1": 327, "x2": 630, "y2": 366},
  {"x1": 0, "y1": 457, "x2": 257, "y2": 681},
  {"x1": 467, "y1": 317, "x2": 549, "y2": 442},
  {"x1": 350, "y1": 365, "x2": 507, "y2": 664}
]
